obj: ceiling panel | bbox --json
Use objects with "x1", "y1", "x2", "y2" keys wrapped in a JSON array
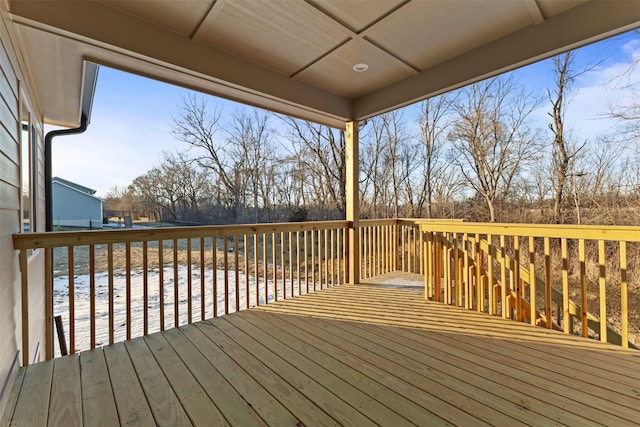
[
  {"x1": 308, "y1": 0, "x2": 405, "y2": 32},
  {"x1": 196, "y1": 0, "x2": 349, "y2": 75},
  {"x1": 295, "y1": 38, "x2": 414, "y2": 98},
  {"x1": 6, "y1": 0, "x2": 640, "y2": 129},
  {"x1": 537, "y1": 0, "x2": 588, "y2": 18},
  {"x1": 98, "y1": 0, "x2": 211, "y2": 37},
  {"x1": 366, "y1": 0, "x2": 534, "y2": 70}
]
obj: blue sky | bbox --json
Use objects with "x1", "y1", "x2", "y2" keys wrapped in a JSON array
[{"x1": 50, "y1": 30, "x2": 640, "y2": 197}]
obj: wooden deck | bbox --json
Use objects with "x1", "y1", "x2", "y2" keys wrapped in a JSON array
[{"x1": 3, "y1": 282, "x2": 640, "y2": 426}]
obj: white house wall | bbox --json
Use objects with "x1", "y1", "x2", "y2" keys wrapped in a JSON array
[{"x1": 0, "y1": 9, "x2": 46, "y2": 417}]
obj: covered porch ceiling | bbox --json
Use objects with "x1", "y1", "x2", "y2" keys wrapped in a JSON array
[{"x1": 5, "y1": 0, "x2": 640, "y2": 129}]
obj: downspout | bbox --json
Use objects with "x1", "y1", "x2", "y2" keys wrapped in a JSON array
[
  {"x1": 44, "y1": 114, "x2": 89, "y2": 231},
  {"x1": 43, "y1": 61, "x2": 98, "y2": 231}
]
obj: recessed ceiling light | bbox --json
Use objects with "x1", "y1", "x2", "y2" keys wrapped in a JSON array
[{"x1": 353, "y1": 63, "x2": 369, "y2": 72}]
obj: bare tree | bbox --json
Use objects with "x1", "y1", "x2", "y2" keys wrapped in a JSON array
[
  {"x1": 548, "y1": 52, "x2": 591, "y2": 223},
  {"x1": 607, "y1": 32, "x2": 640, "y2": 140},
  {"x1": 360, "y1": 120, "x2": 387, "y2": 217},
  {"x1": 448, "y1": 76, "x2": 542, "y2": 222},
  {"x1": 127, "y1": 152, "x2": 213, "y2": 223},
  {"x1": 284, "y1": 119, "x2": 346, "y2": 219},
  {"x1": 171, "y1": 93, "x2": 245, "y2": 218},
  {"x1": 416, "y1": 94, "x2": 456, "y2": 218},
  {"x1": 226, "y1": 108, "x2": 274, "y2": 222}
]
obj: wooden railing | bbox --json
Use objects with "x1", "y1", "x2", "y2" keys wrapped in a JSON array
[
  {"x1": 14, "y1": 221, "x2": 349, "y2": 364},
  {"x1": 417, "y1": 221, "x2": 640, "y2": 349},
  {"x1": 359, "y1": 219, "x2": 397, "y2": 280},
  {"x1": 14, "y1": 219, "x2": 639, "y2": 365}
]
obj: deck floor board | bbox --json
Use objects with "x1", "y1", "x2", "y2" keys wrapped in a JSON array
[
  {"x1": 3, "y1": 281, "x2": 640, "y2": 426},
  {"x1": 79, "y1": 349, "x2": 119, "y2": 427}
]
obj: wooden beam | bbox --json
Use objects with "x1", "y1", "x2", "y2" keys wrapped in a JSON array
[{"x1": 346, "y1": 121, "x2": 359, "y2": 285}]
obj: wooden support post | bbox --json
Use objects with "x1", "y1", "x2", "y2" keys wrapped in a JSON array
[{"x1": 346, "y1": 121, "x2": 360, "y2": 285}]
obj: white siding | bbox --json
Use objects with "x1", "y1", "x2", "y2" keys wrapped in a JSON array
[{"x1": 0, "y1": 15, "x2": 46, "y2": 417}]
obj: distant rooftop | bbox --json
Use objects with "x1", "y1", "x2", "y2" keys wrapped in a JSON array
[{"x1": 52, "y1": 177, "x2": 98, "y2": 197}]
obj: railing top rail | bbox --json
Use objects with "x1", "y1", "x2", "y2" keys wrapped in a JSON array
[
  {"x1": 397, "y1": 218, "x2": 465, "y2": 225},
  {"x1": 415, "y1": 220, "x2": 640, "y2": 242},
  {"x1": 13, "y1": 220, "x2": 350, "y2": 250},
  {"x1": 358, "y1": 219, "x2": 398, "y2": 226}
]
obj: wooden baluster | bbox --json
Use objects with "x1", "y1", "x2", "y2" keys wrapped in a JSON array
[
  {"x1": 272, "y1": 232, "x2": 278, "y2": 300},
  {"x1": 172, "y1": 239, "x2": 178, "y2": 328},
  {"x1": 362, "y1": 226, "x2": 367, "y2": 279},
  {"x1": 435, "y1": 234, "x2": 442, "y2": 302},
  {"x1": 108, "y1": 243, "x2": 115, "y2": 344},
  {"x1": 579, "y1": 239, "x2": 587, "y2": 337},
  {"x1": 358, "y1": 226, "x2": 363, "y2": 281},
  {"x1": 296, "y1": 231, "x2": 302, "y2": 295},
  {"x1": 125, "y1": 242, "x2": 132, "y2": 339},
  {"x1": 413, "y1": 226, "x2": 418, "y2": 274},
  {"x1": 500, "y1": 235, "x2": 507, "y2": 318},
  {"x1": 187, "y1": 238, "x2": 192, "y2": 324},
  {"x1": 528, "y1": 236, "x2": 536, "y2": 326},
  {"x1": 224, "y1": 236, "x2": 229, "y2": 314},
  {"x1": 199, "y1": 238, "x2": 205, "y2": 320},
  {"x1": 544, "y1": 237, "x2": 551, "y2": 328},
  {"x1": 426, "y1": 232, "x2": 433, "y2": 300},
  {"x1": 399, "y1": 224, "x2": 403, "y2": 273},
  {"x1": 311, "y1": 230, "x2": 317, "y2": 291},
  {"x1": 324, "y1": 229, "x2": 329, "y2": 288},
  {"x1": 235, "y1": 234, "x2": 240, "y2": 312},
  {"x1": 254, "y1": 234, "x2": 259, "y2": 307},
  {"x1": 419, "y1": 228, "x2": 425, "y2": 275},
  {"x1": 89, "y1": 244, "x2": 96, "y2": 349},
  {"x1": 331, "y1": 229, "x2": 335, "y2": 287},
  {"x1": 513, "y1": 236, "x2": 520, "y2": 321},
  {"x1": 393, "y1": 223, "x2": 399, "y2": 271},
  {"x1": 213, "y1": 236, "x2": 218, "y2": 317},
  {"x1": 263, "y1": 233, "x2": 268, "y2": 303},
  {"x1": 281, "y1": 231, "x2": 286, "y2": 298},
  {"x1": 450, "y1": 233, "x2": 456, "y2": 306},
  {"x1": 244, "y1": 234, "x2": 249, "y2": 309},
  {"x1": 289, "y1": 231, "x2": 294, "y2": 296},
  {"x1": 143, "y1": 241, "x2": 149, "y2": 335},
  {"x1": 487, "y1": 235, "x2": 495, "y2": 316},
  {"x1": 159, "y1": 240, "x2": 165, "y2": 329},
  {"x1": 476, "y1": 234, "x2": 482, "y2": 313},
  {"x1": 463, "y1": 233, "x2": 470, "y2": 309},
  {"x1": 561, "y1": 238, "x2": 569, "y2": 334},
  {"x1": 384, "y1": 225, "x2": 389, "y2": 274},
  {"x1": 378, "y1": 224, "x2": 382, "y2": 274},
  {"x1": 598, "y1": 239, "x2": 607, "y2": 342},
  {"x1": 620, "y1": 241, "x2": 628, "y2": 348},
  {"x1": 304, "y1": 230, "x2": 310, "y2": 293},
  {"x1": 69, "y1": 246, "x2": 75, "y2": 353}
]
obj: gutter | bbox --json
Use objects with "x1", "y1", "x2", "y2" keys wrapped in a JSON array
[
  {"x1": 44, "y1": 115, "x2": 89, "y2": 231},
  {"x1": 44, "y1": 62, "x2": 99, "y2": 231}
]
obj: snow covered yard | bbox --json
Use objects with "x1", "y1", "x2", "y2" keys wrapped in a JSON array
[{"x1": 53, "y1": 264, "x2": 307, "y2": 356}]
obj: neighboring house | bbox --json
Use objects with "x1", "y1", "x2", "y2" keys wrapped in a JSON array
[{"x1": 52, "y1": 177, "x2": 103, "y2": 229}]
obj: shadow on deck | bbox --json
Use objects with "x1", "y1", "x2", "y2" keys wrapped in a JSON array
[{"x1": 3, "y1": 280, "x2": 640, "y2": 426}]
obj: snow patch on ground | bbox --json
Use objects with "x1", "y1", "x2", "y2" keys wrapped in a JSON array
[{"x1": 53, "y1": 265, "x2": 309, "y2": 355}]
